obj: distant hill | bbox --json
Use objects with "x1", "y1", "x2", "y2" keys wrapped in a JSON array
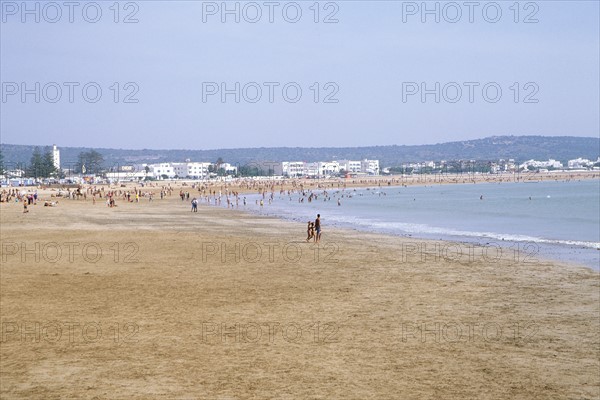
[{"x1": 1, "y1": 136, "x2": 598, "y2": 169}]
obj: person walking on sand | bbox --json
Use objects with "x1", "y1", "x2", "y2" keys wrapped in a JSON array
[{"x1": 314, "y1": 214, "x2": 321, "y2": 243}]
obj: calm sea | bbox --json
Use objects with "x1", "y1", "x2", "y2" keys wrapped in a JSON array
[{"x1": 241, "y1": 180, "x2": 600, "y2": 269}]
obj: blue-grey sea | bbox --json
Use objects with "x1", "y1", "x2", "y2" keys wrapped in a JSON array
[{"x1": 240, "y1": 180, "x2": 600, "y2": 270}]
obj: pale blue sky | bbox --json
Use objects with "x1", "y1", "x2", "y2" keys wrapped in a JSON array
[{"x1": 1, "y1": 1, "x2": 598, "y2": 149}]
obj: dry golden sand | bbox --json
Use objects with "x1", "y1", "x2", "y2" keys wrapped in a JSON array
[{"x1": 0, "y1": 192, "x2": 598, "y2": 399}]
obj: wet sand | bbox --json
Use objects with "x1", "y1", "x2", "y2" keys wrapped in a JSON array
[{"x1": 1, "y1": 190, "x2": 598, "y2": 399}]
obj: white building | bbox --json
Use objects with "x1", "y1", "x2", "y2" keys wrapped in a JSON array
[
  {"x1": 546, "y1": 159, "x2": 563, "y2": 169},
  {"x1": 219, "y1": 163, "x2": 238, "y2": 175},
  {"x1": 281, "y1": 162, "x2": 306, "y2": 177},
  {"x1": 519, "y1": 159, "x2": 563, "y2": 170},
  {"x1": 567, "y1": 157, "x2": 595, "y2": 169},
  {"x1": 497, "y1": 159, "x2": 516, "y2": 172},
  {"x1": 191, "y1": 162, "x2": 212, "y2": 178},
  {"x1": 52, "y1": 144, "x2": 60, "y2": 170},
  {"x1": 140, "y1": 159, "x2": 379, "y2": 179},
  {"x1": 146, "y1": 161, "x2": 215, "y2": 179},
  {"x1": 304, "y1": 162, "x2": 320, "y2": 177},
  {"x1": 338, "y1": 160, "x2": 362, "y2": 174},
  {"x1": 361, "y1": 159, "x2": 380, "y2": 175},
  {"x1": 150, "y1": 163, "x2": 175, "y2": 179},
  {"x1": 170, "y1": 163, "x2": 185, "y2": 178},
  {"x1": 318, "y1": 161, "x2": 340, "y2": 176},
  {"x1": 278, "y1": 159, "x2": 379, "y2": 177},
  {"x1": 105, "y1": 171, "x2": 147, "y2": 181}
]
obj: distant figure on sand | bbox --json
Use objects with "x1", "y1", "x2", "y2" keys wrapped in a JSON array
[
  {"x1": 314, "y1": 214, "x2": 321, "y2": 243},
  {"x1": 191, "y1": 198, "x2": 198, "y2": 212}
]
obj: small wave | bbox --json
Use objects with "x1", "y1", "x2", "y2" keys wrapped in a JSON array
[{"x1": 324, "y1": 216, "x2": 600, "y2": 250}]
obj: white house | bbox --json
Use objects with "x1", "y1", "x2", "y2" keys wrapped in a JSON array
[
  {"x1": 318, "y1": 161, "x2": 340, "y2": 176},
  {"x1": 361, "y1": 159, "x2": 380, "y2": 175},
  {"x1": 219, "y1": 163, "x2": 238, "y2": 175},
  {"x1": 155, "y1": 162, "x2": 213, "y2": 179},
  {"x1": 567, "y1": 157, "x2": 594, "y2": 169},
  {"x1": 105, "y1": 171, "x2": 147, "y2": 181},
  {"x1": 304, "y1": 162, "x2": 320, "y2": 177},
  {"x1": 281, "y1": 162, "x2": 306, "y2": 177},
  {"x1": 150, "y1": 163, "x2": 175, "y2": 179},
  {"x1": 278, "y1": 159, "x2": 380, "y2": 177},
  {"x1": 338, "y1": 160, "x2": 362, "y2": 174},
  {"x1": 519, "y1": 159, "x2": 563, "y2": 170}
]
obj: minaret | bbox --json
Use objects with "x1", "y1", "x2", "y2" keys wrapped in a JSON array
[{"x1": 52, "y1": 144, "x2": 60, "y2": 170}]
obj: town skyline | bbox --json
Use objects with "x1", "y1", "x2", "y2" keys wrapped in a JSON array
[
  {"x1": 1, "y1": 135, "x2": 598, "y2": 168},
  {"x1": 3, "y1": 143, "x2": 599, "y2": 185}
]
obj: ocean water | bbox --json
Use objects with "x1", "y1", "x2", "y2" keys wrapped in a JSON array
[{"x1": 241, "y1": 180, "x2": 600, "y2": 270}]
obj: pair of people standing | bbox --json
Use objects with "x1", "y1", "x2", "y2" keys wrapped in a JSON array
[{"x1": 306, "y1": 214, "x2": 322, "y2": 243}]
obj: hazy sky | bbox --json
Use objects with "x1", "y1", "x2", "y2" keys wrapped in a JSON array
[{"x1": 1, "y1": 1, "x2": 599, "y2": 149}]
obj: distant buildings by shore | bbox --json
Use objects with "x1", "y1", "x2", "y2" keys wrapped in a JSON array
[
  {"x1": 275, "y1": 159, "x2": 379, "y2": 177},
  {"x1": 519, "y1": 157, "x2": 600, "y2": 172},
  {"x1": 385, "y1": 157, "x2": 600, "y2": 175},
  {"x1": 2, "y1": 145, "x2": 599, "y2": 185},
  {"x1": 101, "y1": 159, "x2": 380, "y2": 181}
]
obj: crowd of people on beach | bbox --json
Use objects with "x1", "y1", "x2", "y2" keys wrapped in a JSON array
[
  {"x1": 0, "y1": 188, "x2": 37, "y2": 205},
  {"x1": 0, "y1": 184, "x2": 179, "y2": 212},
  {"x1": 3, "y1": 173, "x2": 597, "y2": 244},
  {"x1": 0, "y1": 189, "x2": 39, "y2": 213}
]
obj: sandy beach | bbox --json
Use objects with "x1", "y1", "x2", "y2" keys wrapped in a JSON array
[
  {"x1": 1, "y1": 186, "x2": 599, "y2": 399},
  {"x1": 3, "y1": 0, "x2": 599, "y2": 395}
]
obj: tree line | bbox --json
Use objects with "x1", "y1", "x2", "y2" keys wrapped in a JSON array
[
  {"x1": 0, "y1": 148, "x2": 106, "y2": 179},
  {"x1": 26, "y1": 147, "x2": 58, "y2": 178}
]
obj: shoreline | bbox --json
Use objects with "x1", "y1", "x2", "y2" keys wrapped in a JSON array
[
  {"x1": 1, "y1": 190, "x2": 596, "y2": 273},
  {"x1": 216, "y1": 180, "x2": 600, "y2": 271},
  {"x1": 3, "y1": 177, "x2": 599, "y2": 270},
  {"x1": 4, "y1": 176, "x2": 599, "y2": 269},
  {"x1": 222, "y1": 199, "x2": 600, "y2": 272},
  {"x1": 2, "y1": 189, "x2": 597, "y2": 281}
]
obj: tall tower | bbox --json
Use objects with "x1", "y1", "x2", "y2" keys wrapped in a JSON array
[{"x1": 52, "y1": 144, "x2": 60, "y2": 170}]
